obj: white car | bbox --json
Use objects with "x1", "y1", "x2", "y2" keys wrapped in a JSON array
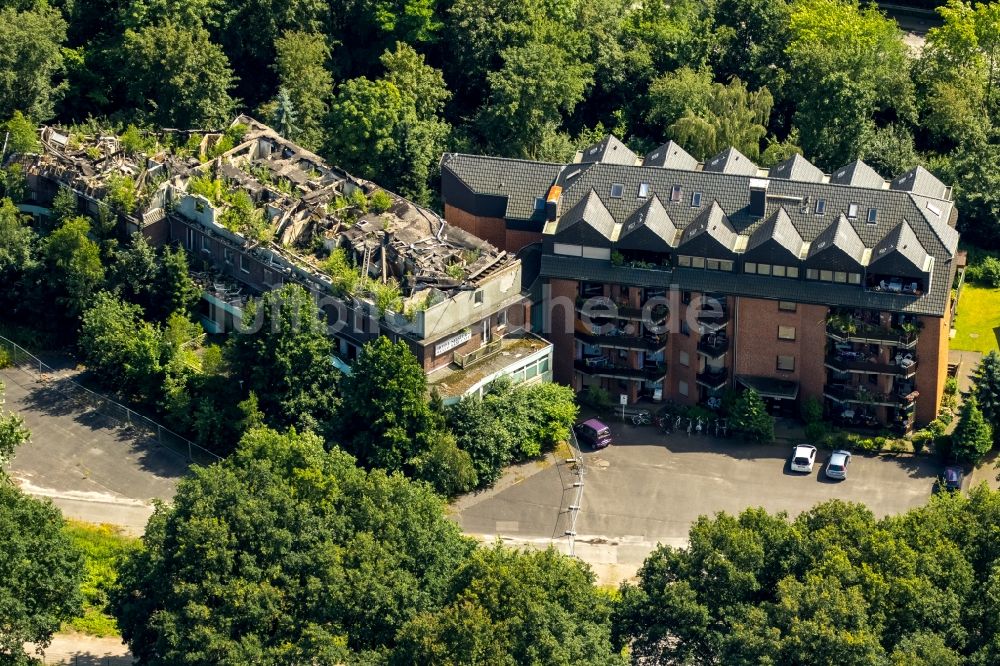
[
  {"x1": 826, "y1": 450, "x2": 852, "y2": 480},
  {"x1": 790, "y1": 444, "x2": 818, "y2": 473}
]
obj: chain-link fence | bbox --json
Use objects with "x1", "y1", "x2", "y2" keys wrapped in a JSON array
[{"x1": 0, "y1": 335, "x2": 220, "y2": 466}]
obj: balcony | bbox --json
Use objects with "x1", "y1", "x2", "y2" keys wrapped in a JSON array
[
  {"x1": 576, "y1": 298, "x2": 669, "y2": 324},
  {"x1": 823, "y1": 384, "x2": 919, "y2": 408},
  {"x1": 825, "y1": 321, "x2": 919, "y2": 349},
  {"x1": 696, "y1": 367, "x2": 729, "y2": 389},
  {"x1": 824, "y1": 351, "x2": 918, "y2": 378},
  {"x1": 697, "y1": 334, "x2": 729, "y2": 359},
  {"x1": 696, "y1": 308, "x2": 729, "y2": 333},
  {"x1": 575, "y1": 329, "x2": 667, "y2": 352},
  {"x1": 575, "y1": 358, "x2": 667, "y2": 381}
]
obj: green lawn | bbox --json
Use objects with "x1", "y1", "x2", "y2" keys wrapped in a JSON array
[
  {"x1": 952, "y1": 284, "x2": 1000, "y2": 353},
  {"x1": 61, "y1": 521, "x2": 139, "y2": 637}
]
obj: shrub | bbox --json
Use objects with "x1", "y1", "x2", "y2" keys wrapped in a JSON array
[
  {"x1": 579, "y1": 385, "x2": 612, "y2": 410},
  {"x1": 348, "y1": 188, "x2": 368, "y2": 212},
  {"x1": 370, "y1": 190, "x2": 393, "y2": 213},
  {"x1": 0, "y1": 347, "x2": 10, "y2": 369},
  {"x1": 804, "y1": 421, "x2": 827, "y2": 443},
  {"x1": 800, "y1": 396, "x2": 823, "y2": 424}
]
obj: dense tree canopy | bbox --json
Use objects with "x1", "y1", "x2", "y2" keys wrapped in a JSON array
[
  {"x1": 614, "y1": 490, "x2": 1000, "y2": 665},
  {"x1": 227, "y1": 283, "x2": 340, "y2": 435},
  {"x1": 0, "y1": 480, "x2": 83, "y2": 663},
  {"x1": 0, "y1": 0, "x2": 997, "y2": 243},
  {"x1": 111, "y1": 426, "x2": 474, "y2": 663}
]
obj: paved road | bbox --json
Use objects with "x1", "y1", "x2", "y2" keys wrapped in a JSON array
[
  {"x1": 456, "y1": 421, "x2": 941, "y2": 584},
  {"x1": 3, "y1": 366, "x2": 185, "y2": 535}
]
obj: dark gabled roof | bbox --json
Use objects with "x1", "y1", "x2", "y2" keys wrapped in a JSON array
[
  {"x1": 745, "y1": 207, "x2": 803, "y2": 261},
  {"x1": 868, "y1": 220, "x2": 930, "y2": 278},
  {"x1": 440, "y1": 153, "x2": 561, "y2": 220},
  {"x1": 555, "y1": 189, "x2": 616, "y2": 244},
  {"x1": 643, "y1": 141, "x2": 698, "y2": 170},
  {"x1": 830, "y1": 160, "x2": 886, "y2": 189},
  {"x1": 768, "y1": 154, "x2": 824, "y2": 183},
  {"x1": 442, "y1": 148, "x2": 960, "y2": 316},
  {"x1": 891, "y1": 166, "x2": 948, "y2": 200},
  {"x1": 703, "y1": 147, "x2": 758, "y2": 176},
  {"x1": 806, "y1": 214, "x2": 866, "y2": 269},
  {"x1": 677, "y1": 201, "x2": 737, "y2": 257},
  {"x1": 617, "y1": 196, "x2": 676, "y2": 252},
  {"x1": 578, "y1": 135, "x2": 639, "y2": 166}
]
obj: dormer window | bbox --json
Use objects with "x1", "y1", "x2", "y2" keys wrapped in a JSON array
[
  {"x1": 534, "y1": 197, "x2": 545, "y2": 211},
  {"x1": 867, "y1": 207, "x2": 878, "y2": 224},
  {"x1": 848, "y1": 203, "x2": 859, "y2": 218},
  {"x1": 691, "y1": 192, "x2": 702, "y2": 207},
  {"x1": 610, "y1": 183, "x2": 624, "y2": 198},
  {"x1": 815, "y1": 199, "x2": 826, "y2": 215},
  {"x1": 638, "y1": 183, "x2": 650, "y2": 198},
  {"x1": 670, "y1": 184, "x2": 682, "y2": 202}
]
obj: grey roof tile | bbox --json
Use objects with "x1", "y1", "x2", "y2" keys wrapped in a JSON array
[
  {"x1": 439, "y1": 153, "x2": 563, "y2": 220},
  {"x1": 618, "y1": 195, "x2": 676, "y2": 251},
  {"x1": 868, "y1": 220, "x2": 929, "y2": 275},
  {"x1": 578, "y1": 135, "x2": 640, "y2": 166},
  {"x1": 768, "y1": 154, "x2": 825, "y2": 183},
  {"x1": 444, "y1": 147, "x2": 958, "y2": 316},
  {"x1": 746, "y1": 207, "x2": 804, "y2": 257},
  {"x1": 678, "y1": 201, "x2": 738, "y2": 253},
  {"x1": 891, "y1": 166, "x2": 948, "y2": 199},
  {"x1": 643, "y1": 141, "x2": 698, "y2": 170},
  {"x1": 556, "y1": 189, "x2": 616, "y2": 239},
  {"x1": 830, "y1": 160, "x2": 886, "y2": 189},
  {"x1": 808, "y1": 214, "x2": 866, "y2": 266},
  {"x1": 703, "y1": 147, "x2": 758, "y2": 176}
]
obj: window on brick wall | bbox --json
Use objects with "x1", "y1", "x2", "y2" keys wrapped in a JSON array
[
  {"x1": 777, "y1": 355, "x2": 795, "y2": 371},
  {"x1": 778, "y1": 325, "x2": 796, "y2": 340},
  {"x1": 778, "y1": 301, "x2": 796, "y2": 312}
]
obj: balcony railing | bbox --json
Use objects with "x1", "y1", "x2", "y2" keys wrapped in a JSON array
[
  {"x1": 454, "y1": 338, "x2": 503, "y2": 369},
  {"x1": 697, "y1": 308, "x2": 729, "y2": 332},
  {"x1": 823, "y1": 384, "x2": 919, "y2": 407},
  {"x1": 575, "y1": 358, "x2": 667, "y2": 381},
  {"x1": 824, "y1": 352, "x2": 918, "y2": 378},
  {"x1": 696, "y1": 367, "x2": 729, "y2": 389},
  {"x1": 575, "y1": 298, "x2": 669, "y2": 324},
  {"x1": 697, "y1": 334, "x2": 729, "y2": 358},
  {"x1": 826, "y1": 323, "x2": 919, "y2": 349},
  {"x1": 575, "y1": 329, "x2": 667, "y2": 351}
]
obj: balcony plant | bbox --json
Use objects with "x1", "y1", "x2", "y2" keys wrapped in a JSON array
[{"x1": 826, "y1": 313, "x2": 857, "y2": 336}]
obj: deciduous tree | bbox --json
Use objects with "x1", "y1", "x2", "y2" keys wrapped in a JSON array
[
  {"x1": 0, "y1": 4, "x2": 67, "y2": 121},
  {"x1": 123, "y1": 21, "x2": 236, "y2": 128},
  {"x1": 267, "y1": 30, "x2": 333, "y2": 148},
  {"x1": 784, "y1": 0, "x2": 914, "y2": 169},
  {"x1": 0, "y1": 481, "x2": 83, "y2": 663},
  {"x1": 227, "y1": 283, "x2": 340, "y2": 435},
  {"x1": 39, "y1": 216, "x2": 105, "y2": 319},
  {"x1": 111, "y1": 426, "x2": 473, "y2": 662}
]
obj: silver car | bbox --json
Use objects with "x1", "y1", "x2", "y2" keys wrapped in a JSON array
[
  {"x1": 826, "y1": 450, "x2": 852, "y2": 480},
  {"x1": 790, "y1": 444, "x2": 817, "y2": 473}
]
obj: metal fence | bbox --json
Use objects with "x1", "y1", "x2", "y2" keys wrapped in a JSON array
[{"x1": 0, "y1": 335, "x2": 220, "y2": 466}]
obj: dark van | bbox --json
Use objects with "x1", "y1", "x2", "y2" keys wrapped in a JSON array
[{"x1": 575, "y1": 419, "x2": 613, "y2": 449}]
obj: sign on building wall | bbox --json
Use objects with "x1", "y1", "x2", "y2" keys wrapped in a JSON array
[{"x1": 435, "y1": 330, "x2": 472, "y2": 356}]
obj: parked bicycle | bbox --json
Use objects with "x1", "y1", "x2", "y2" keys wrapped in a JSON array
[{"x1": 631, "y1": 411, "x2": 652, "y2": 426}]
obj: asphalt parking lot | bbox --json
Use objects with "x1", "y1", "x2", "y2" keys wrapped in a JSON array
[
  {"x1": 455, "y1": 420, "x2": 942, "y2": 583},
  {"x1": 3, "y1": 367, "x2": 185, "y2": 534}
]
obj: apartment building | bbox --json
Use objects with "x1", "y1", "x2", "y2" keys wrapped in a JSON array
[
  {"x1": 17, "y1": 119, "x2": 552, "y2": 404},
  {"x1": 441, "y1": 137, "x2": 960, "y2": 431}
]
